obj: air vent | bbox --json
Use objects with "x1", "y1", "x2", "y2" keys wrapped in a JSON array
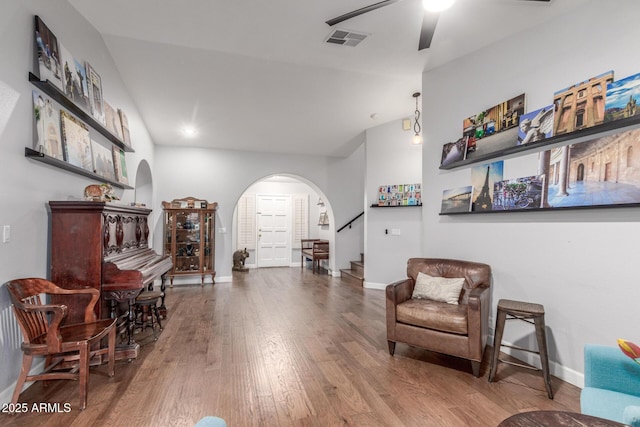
[{"x1": 325, "y1": 29, "x2": 368, "y2": 47}]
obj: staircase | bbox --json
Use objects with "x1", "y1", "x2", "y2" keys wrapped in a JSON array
[{"x1": 340, "y1": 253, "x2": 364, "y2": 286}]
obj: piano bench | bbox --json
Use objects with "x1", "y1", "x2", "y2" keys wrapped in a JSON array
[{"x1": 135, "y1": 291, "x2": 164, "y2": 340}]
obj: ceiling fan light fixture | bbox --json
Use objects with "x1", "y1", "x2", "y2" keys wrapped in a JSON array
[{"x1": 422, "y1": 0, "x2": 455, "y2": 12}]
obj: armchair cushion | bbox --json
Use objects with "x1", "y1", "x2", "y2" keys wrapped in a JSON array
[
  {"x1": 581, "y1": 344, "x2": 640, "y2": 426},
  {"x1": 412, "y1": 272, "x2": 465, "y2": 304},
  {"x1": 397, "y1": 299, "x2": 467, "y2": 334}
]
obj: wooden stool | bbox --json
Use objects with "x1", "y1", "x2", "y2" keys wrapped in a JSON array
[
  {"x1": 135, "y1": 290, "x2": 164, "y2": 340},
  {"x1": 488, "y1": 299, "x2": 553, "y2": 399}
]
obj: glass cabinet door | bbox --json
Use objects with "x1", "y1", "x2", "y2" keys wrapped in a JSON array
[
  {"x1": 203, "y1": 211, "x2": 214, "y2": 272},
  {"x1": 175, "y1": 211, "x2": 201, "y2": 273}
]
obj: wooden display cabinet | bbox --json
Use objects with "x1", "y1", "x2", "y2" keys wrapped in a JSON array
[{"x1": 162, "y1": 197, "x2": 217, "y2": 286}]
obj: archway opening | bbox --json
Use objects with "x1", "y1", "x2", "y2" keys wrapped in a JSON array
[{"x1": 231, "y1": 174, "x2": 335, "y2": 274}]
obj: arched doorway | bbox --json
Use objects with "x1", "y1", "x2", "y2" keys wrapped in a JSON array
[
  {"x1": 231, "y1": 174, "x2": 334, "y2": 273},
  {"x1": 576, "y1": 163, "x2": 585, "y2": 181},
  {"x1": 134, "y1": 160, "x2": 153, "y2": 206}
]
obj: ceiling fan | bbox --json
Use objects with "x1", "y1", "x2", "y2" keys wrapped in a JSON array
[{"x1": 325, "y1": 0, "x2": 551, "y2": 50}]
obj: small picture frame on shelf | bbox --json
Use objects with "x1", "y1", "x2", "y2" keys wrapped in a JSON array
[
  {"x1": 118, "y1": 109, "x2": 132, "y2": 148},
  {"x1": 85, "y1": 61, "x2": 105, "y2": 125},
  {"x1": 91, "y1": 139, "x2": 115, "y2": 181},
  {"x1": 60, "y1": 110, "x2": 93, "y2": 171},
  {"x1": 32, "y1": 90, "x2": 64, "y2": 160},
  {"x1": 34, "y1": 16, "x2": 64, "y2": 91},
  {"x1": 112, "y1": 146, "x2": 128, "y2": 185}
]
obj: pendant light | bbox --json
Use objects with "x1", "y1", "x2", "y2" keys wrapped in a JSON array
[{"x1": 412, "y1": 92, "x2": 423, "y2": 145}]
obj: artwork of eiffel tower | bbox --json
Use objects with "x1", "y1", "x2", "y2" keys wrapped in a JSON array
[{"x1": 474, "y1": 165, "x2": 493, "y2": 211}]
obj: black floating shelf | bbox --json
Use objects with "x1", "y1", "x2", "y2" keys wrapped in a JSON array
[
  {"x1": 439, "y1": 114, "x2": 640, "y2": 170},
  {"x1": 28, "y1": 72, "x2": 134, "y2": 153},
  {"x1": 25, "y1": 147, "x2": 133, "y2": 190},
  {"x1": 370, "y1": 204, "x2": 422, "y2": 208},
  {"x1": 440, "y1": 202, "x2": 640, "y2": 216}
]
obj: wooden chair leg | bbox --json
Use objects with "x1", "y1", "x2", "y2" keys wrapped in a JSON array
[
  {"x1": 79, "y1": 343, "x2": 90, "y2": 410},
  {"x1": 388, "y1": 341, "x2": 396, "y2": 356},
  {"x1": 488, "y1": 309, "x2": 507, "y2": 382},
  {"x1": 108, "y1": 326, "x2": 116, "y2": 377},
  {"x1": 11, "y1": 354, "x2": 33, "y2": 408},
  {"x1": 154, "y1": 304, "x2": 163, "y2": 330},
  {"x1": 471, "y1": 360, "x2": 481, "y2": 378}
]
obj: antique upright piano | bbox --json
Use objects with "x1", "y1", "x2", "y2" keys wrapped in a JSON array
[{"x1": 49, "y1": 201, "x2": 172, "y2": 359}]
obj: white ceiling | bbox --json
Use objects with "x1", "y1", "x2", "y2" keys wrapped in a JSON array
[{"x1": 68, "y1": 0, "x2": 583, "y2": 157}]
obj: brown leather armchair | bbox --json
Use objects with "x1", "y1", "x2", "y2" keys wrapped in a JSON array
[{"x1": 386, "y1": 258, "x2": 492, "y2": 377}]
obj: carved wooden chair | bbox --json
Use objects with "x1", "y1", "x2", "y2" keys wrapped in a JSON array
[{"x1": 5, "y1": 278, "x2": 116, "y2": 411}]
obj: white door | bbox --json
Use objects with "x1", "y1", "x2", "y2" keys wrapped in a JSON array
[{"x1": 257, "y1": 194, "x2": 291, "y2": 267}]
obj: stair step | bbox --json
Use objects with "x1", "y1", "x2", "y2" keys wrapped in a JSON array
[
  {"x1": 350, "y1": 260, "x2": 364, "y2": 276},
  {"x1": 340, "y1": 268, "x2": 364, "y2": 286}
]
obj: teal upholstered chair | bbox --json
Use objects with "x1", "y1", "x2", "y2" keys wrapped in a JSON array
[{"x1": 581, "y1": 344, "x2": 640, "y2": 426}]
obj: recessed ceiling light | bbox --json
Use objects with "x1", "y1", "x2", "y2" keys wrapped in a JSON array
[{"x1": 182, "y1": 126, "x2": 198, "y2": 137}]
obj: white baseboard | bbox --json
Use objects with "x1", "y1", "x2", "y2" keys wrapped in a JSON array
[
  {"x1": 363, "y1": 281, "x2": 386, "y2": 290},
  {"x1": 166, "y1": 275, "x2": 232, "y2": 286},
  {"x1": 488, "y1": 333, "x2": 584, "y2": 388}
]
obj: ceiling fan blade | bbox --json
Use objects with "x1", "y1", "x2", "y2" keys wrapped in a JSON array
[
  {"x1": 326, "y1": 0, "x2": 400, "y2": 26},
  {"x1": 418, "y1": 12, "x2": 439, "y2": 50}
]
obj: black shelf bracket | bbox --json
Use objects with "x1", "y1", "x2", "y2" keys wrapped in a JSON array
[{"x1": 25, "y1": 147, "x2": 133, "y2": 190}]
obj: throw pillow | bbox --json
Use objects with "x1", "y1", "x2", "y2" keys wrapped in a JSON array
[{"x1": 412, "y1": 272, "x2": 465, "y2": 305}]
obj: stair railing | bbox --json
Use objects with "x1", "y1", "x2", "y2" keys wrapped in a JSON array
[{"x1": 337, "y1": 211, "x2": 364, "y2": 233}]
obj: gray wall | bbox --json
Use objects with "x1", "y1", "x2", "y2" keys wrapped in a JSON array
[
  {"x1": 421, "y1": 0, "x2": 640, "y2": 387},
  {"x1": 0, "y1": 0, "x2": 366, "y2": 402},
  {"x1": 0, "y1": 0, "x2": 158, "y2": 403},
  {"x1": 364, "y1": 119, "x2": 423, "y2": 288}
]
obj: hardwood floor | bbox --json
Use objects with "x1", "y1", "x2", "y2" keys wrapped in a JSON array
[{"x1": 1, "y1": 268, "x2": 581, "y2": 426}]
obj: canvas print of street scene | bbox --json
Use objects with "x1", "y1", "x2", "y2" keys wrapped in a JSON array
[
  {"x1": 470, "y1": 161, "x2": 504, "y2": 211},
  {"x1": 518, "y1": 105, "x2": 554, "y2": 146},
  {"x1": 441, "y1": 186, "x2": 473, "y2": 213},
  {"x1": 542, "y1": 128, "x2": 640, "y2": 209},
  {"x1": 492, "y1": 175, "x2": 544, "y2": 210},
  {"x1": 604, "y1": 72, "x2": 640, "y2": 123},
  {"x1": 440, "y1": 136, "x2": 468, "y2": 167},
  {"x1": 463, "y1": 94, "x2": 525, "y2": 160}
]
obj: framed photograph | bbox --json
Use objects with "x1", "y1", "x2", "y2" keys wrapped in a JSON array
[
  {"x1": 518, "y1": 105, "x2": 554, "y2": 146},
  {"x1": 32, "y1": 90, "x2": 64, "y2": 160},
  {"x1": 470, "y1": 160, "x2": 504, "y2": 212},
  {"x1": 463, "y1": 93, "x2": 525, "y2": 159},
  {"x1": 118, "y1": 109, "x2": 131, "y2": 147},
  {"x1": 605, "y1": 72, "x2": 640, "y2": 123},
  {"x1": 440, "y1": 136, "x2": 468, "y2": 166},
  {"x1": 492, "y1": 175, "x2": 544, "y2": 210},
  {"x1": 59, "y1": 43, "x2": 90, "y2": 111},
  {"x1": 34, "y1": 16, "x2": 63, "y2": 91},
  {"x1": 318, "y1": 212, "x2": 329, "y2": 225},
  {"x1": 112, "y1": 146, "x2": 129, "y2": 185},
  {"x1": 60, "y1": 111, "x2": 93, "y2": 171},
  {"x1": 103, "y1": 101, "x2": 123, "y2": 140},
  {"x1": 543, "y1": 128, "x2": 640, "y2": 209},
  {"x1": 91, "y1": 139, "x2": 115, "y2": 181},
  {"x1": 553, "y1": 70, "x2": 614, "y2": 135},
  {"x1": 441, "y1": 186, "x2": 473, "y2": 214},
  {"x1": 85, "y1": 62, "x2": 105, "y2": 125}
]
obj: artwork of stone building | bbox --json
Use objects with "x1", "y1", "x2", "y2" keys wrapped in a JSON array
[
  {"x1": 553, "y1": 71, "x2": 614, "y2": 135},
  {"x1": 542, "y1": 128, "x2": 640, "y2": 207}
]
